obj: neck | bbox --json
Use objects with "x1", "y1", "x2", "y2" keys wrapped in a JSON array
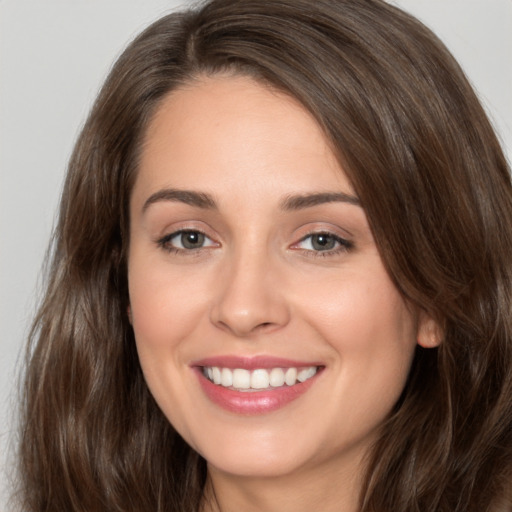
[{"x1": 201, "y1": 450, "x2": 366, "y2": 512}]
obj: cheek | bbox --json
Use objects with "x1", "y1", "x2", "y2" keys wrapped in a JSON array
[
  {"x1": 127, "y1": 255, "x2": 209, "y2": 359},
  {"x1": 299, "y1": 265, "x2": 415, "y2": 345},
  {"x1": 296, "y1": 267, "x2": 417, "y2": 395},
  {"x1": 127, "y1": 258, "x2": 206, "y2": 434}
]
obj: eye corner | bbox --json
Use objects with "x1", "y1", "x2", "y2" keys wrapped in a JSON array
[
  {"x1": 290, "y1": 231, "x2": 354, "y2": 257},
  {"x1": 156, "y1": 228, "x2": 220, "y2": 254}
]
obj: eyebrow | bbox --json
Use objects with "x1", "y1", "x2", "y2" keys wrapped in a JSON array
[
  {"x1": 280, "y1": 192, "x2": 361, "y2": 210},
  {"x1": 142, "y1": 189, "x2": 217, "y2": 212},
  {"x1": 142, "y1": 188, "x2": 361, "y2": 213}
]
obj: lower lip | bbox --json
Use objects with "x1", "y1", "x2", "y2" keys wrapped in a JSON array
[{"x1": 195, "y1": 368, "x2": 320, "y2": 415}]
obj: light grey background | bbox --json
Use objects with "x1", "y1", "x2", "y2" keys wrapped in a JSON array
[{"x1": 1, "y1": 1, "x2": 510, "y2": 509}]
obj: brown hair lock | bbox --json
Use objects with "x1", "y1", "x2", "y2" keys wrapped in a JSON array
[{"x1": 18, "y1": 1, "x2": 512, "y2": 511}]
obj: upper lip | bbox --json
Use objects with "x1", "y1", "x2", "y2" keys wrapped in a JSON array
[{"x1": 191, "y1": 355, "x2": 323, "y2": 370}]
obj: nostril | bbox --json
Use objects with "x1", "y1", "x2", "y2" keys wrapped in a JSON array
[
  {"x1": 254, "y1": 322, "x2": 276, "y2": 333},
  {"x1": 209, "y1": 282, "x2": 291, "y2": 336}
]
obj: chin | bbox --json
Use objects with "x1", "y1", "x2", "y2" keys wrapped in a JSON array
[
  {"x1": 187, "y1": 423, "x2": 314, "y2": 478},
  {"x1": 206, "y1": 449, "x2": 309, "y2": 479}
]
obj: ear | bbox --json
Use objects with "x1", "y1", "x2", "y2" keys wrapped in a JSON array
[{"x1": 417, "y1": 310, "x2": 443, "y2": 348}]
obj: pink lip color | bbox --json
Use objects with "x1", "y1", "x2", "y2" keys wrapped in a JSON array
[
  {"x1": 192, "y1": 355, "x2": 323, "y2": 370},
  {"x1": 191, "y1": 356, "x2": 322, "y2": 415}
]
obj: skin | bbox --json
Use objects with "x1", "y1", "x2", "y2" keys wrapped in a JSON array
[{"x1": 128, "y1": 75, "x2": 439, "y2": 512}]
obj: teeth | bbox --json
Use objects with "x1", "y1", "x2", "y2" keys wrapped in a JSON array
[
  {"x1": 203, "y1": 366, "x2": 318, "y2": 390},
  {"x1": 221, "y1": 367, "x2": 233, "y2": 387},
  {"x1": 297, "y1": 366, "x2": 317, "y2": 382},
  {"x1": 251, "y1": 369, "x2": 270, "y2": 389},
  {"x1": 285, "y1": 367, "x2": 297, "y2": 386},
  {"x1": 212, "y1": 367, "x2": 222, "y2": 385},
  {"x1": 269, "y1": 367, "x2": 285, "y2": 387},
  {"x1": 232, "y1": 369, "x2": 251, "y2": 389}
]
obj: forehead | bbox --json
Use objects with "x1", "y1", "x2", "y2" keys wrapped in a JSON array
[{"x1": 134, "y1": 75, "x2": 352, "y2": 206}]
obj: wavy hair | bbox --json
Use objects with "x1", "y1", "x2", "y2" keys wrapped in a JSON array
[{"x1": 19, "y1": 0, "x2": 512, "y2": 510}]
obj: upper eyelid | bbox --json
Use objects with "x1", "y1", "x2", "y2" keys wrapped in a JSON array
[
  {"x1": 154, "y1": 224, "x2": 353, "y2": 249},
  {"x1": 155, "y1": 222, "x2": 217, "y2": 240},
  {"x1": 290, "y1": 229, "x2": 354, "y2": 253},
  {"x1": 292, "y1": 219, "x2": 353, "y2": 236},
  {"x1": 159, "y1": 228, "x2": 216, "y2": 243},
  {"x1": 293, "y1": 225, "x2": 352, "y2": 242},
  {"x1": 156, "y1": 230, "x2": 219, "y2": 256},
  {"x1": 294, "y1": 232, "x2": 350, "y2": 246}
]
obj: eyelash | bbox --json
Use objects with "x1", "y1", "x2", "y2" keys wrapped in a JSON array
[
  {"x1": 157, "y1": 230, "x2": 217, "y2": 254},
  {"x1": 157, "y1": 229, "x2": 354, "y2": 257},
  {"x1": 293, "y1": 232, "x2": 354, "y2": 257}
]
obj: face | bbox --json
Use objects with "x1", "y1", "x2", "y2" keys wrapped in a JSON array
[{"x1": 128, "y1": 75, "x2": 435, "y2": 482}]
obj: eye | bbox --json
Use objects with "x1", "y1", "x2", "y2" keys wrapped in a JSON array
[
  {"x1": 294, "y1": 232, "x2": 353, "y2": 253},
  {"x1": 158, "y1": 230, "x2": 217, "y2": 252}
]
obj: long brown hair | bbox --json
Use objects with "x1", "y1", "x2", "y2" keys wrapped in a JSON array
[{"x1": 19, "y1": 0, "x2": 512, "y2": 510}]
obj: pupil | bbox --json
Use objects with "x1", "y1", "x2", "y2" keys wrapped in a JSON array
[
  {"x1": 312, "y1": 234, "x2": 335, "y2": 251},
  {"x1": 182, "y1": 231, "x2": 204, "y2": 249}
]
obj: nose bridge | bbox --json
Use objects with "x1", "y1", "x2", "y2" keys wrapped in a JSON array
[{"x1": 210, "y1": 240, "x2": 289, "y2": 336}]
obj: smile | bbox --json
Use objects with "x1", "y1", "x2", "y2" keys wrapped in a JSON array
[
  {"x1": 194, "y1": 358, "x2": 324, "y2": 414},
  {"x1": 202, "y1": 366, "x2": 319, "y2": 391}
]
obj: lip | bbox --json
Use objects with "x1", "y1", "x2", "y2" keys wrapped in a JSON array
[
  {"x1": 191, "y1": 355, "x2": 323, "y2": 370},
  {"x1": 191, "y1": 355, "x2": 324, "y2": 415}
]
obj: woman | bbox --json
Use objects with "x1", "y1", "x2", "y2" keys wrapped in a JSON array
[{"x1": 18, "y1": 0, "x2": 512, "y2": 511}]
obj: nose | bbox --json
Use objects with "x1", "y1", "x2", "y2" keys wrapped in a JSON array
[{"x1": 209, "y1": 248, "x2": 290, "y2": 337}]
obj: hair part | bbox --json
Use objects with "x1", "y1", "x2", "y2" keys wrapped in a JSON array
[{"x1": 19, "y1": 1, "x2": 512, "y2": 510}]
